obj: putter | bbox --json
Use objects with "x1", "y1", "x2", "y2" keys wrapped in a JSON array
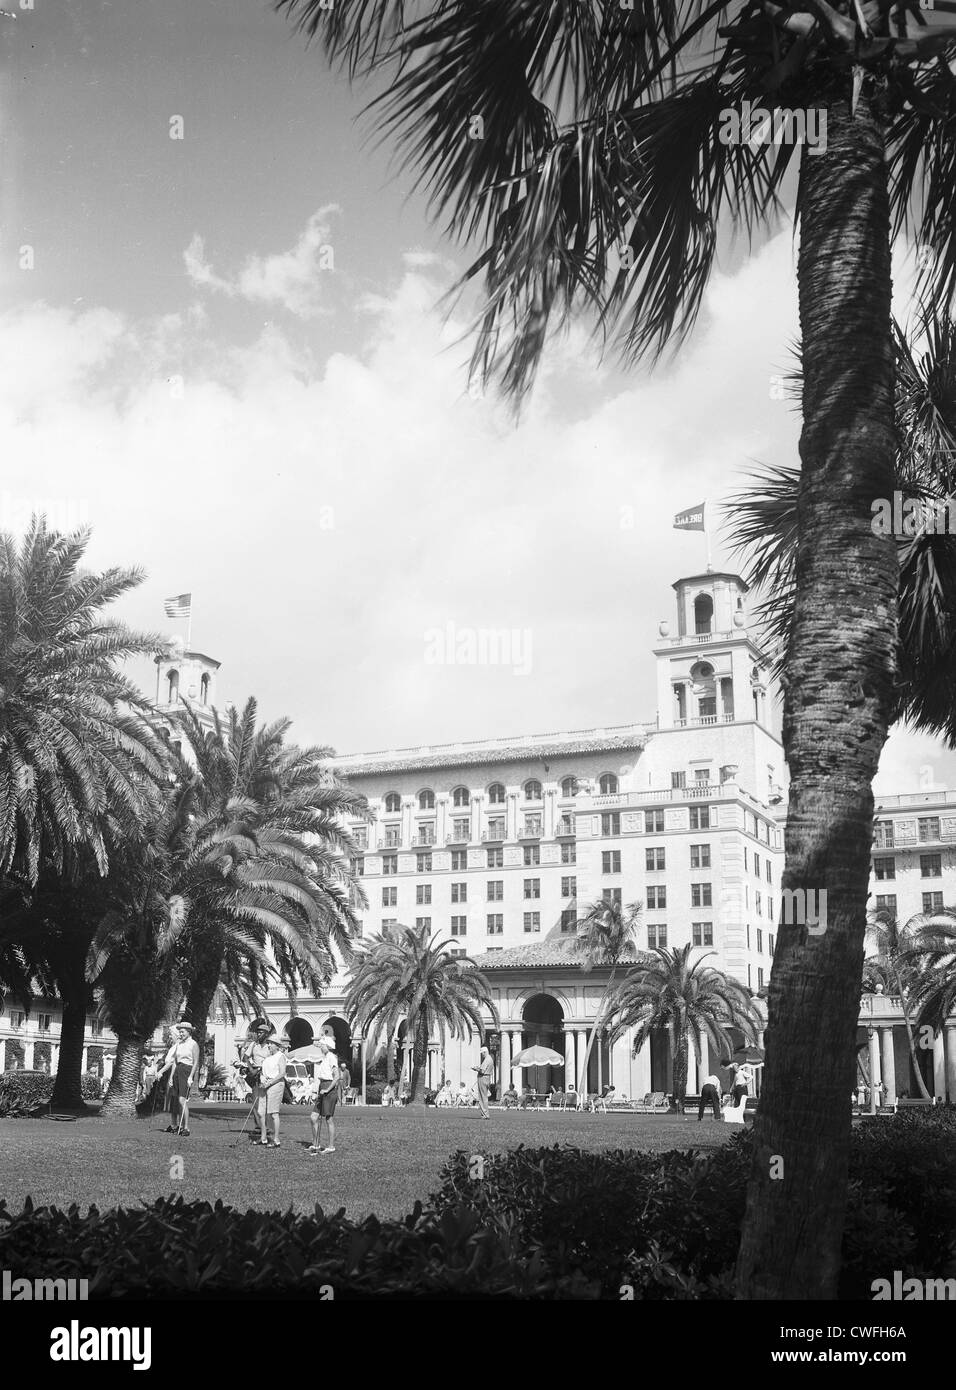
[{"x1": 232, "y1": 1096, "x2": 259, "y2": 1148}]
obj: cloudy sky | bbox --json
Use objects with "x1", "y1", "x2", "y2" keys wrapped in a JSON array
[{"x1": 2, "y1": 0, "x2": 952, "y2": 793}]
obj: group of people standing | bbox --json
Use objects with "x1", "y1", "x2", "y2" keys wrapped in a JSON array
[
  {"x1": 237, "y1": 1018, "x2": 340, "y2": 1153},
  {"x1": 697, "y1": 1060, "x2": 764, "y2": 1120}
]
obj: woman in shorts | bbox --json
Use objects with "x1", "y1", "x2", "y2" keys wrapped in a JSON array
[{"x1": 310, "y1": 1037, "x2": 339, "y2": 1154}]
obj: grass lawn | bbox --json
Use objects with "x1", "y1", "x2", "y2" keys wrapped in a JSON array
[{"x1": 0, "y1": 1104, "x2": 734, "y2": 1222}]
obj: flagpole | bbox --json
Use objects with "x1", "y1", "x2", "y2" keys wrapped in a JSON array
[
  {"x1": 186, "y1": 601, "x2": 192, "y2": 652},
  {"x1": 704, "y1": 499, "x2": 713, "y2": 572}
]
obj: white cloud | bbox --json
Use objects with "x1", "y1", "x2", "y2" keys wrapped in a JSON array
[{"x1": 184, "y1": 206, "x2": 341, "y2": 318}]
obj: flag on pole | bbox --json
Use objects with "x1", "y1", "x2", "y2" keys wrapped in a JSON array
[
  {"x1": 674, "y1": 503, "x2": 706, "y2": 532},
  {"x1": 163, "y1": 593, "x2": 192, "y2": 619}
]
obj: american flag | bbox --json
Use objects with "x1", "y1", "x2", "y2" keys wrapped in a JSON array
[{"x1": 163, "y1": 593, "x2": 192, "y2": 619}]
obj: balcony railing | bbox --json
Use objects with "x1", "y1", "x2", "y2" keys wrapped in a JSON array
[
  {"x1": 872, "y1": 832, "x2": 895, "y2": 850},
  {"x1": 555, "y1": 820, "x2": 575, "y2": 837},
  {"x1": 445, "y1": 830, "x2": 471, "y2": 845},
  {"x1": 482, "y1": 829, "x2": 507, "y2": 842},
  {"x1": 412, "y1": 835, "x2": 436, "y2": 848},
  {"x1": 673, "y1": 714, "x2": 736, "y2": 727},
  {"x1": 519, "y1": 824, "x2": 543, "y2": 840}
]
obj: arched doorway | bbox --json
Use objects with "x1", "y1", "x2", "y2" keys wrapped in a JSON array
[
  {"x1": 521, "y1": 994, "x2": 566, "y2": 1094},
  {"x1": 321, "y1": 1015, "x2": 353, "y2": 1069},
  {"x1": 284, "y1": 1018, "x2": 313, "y2": 1052}
]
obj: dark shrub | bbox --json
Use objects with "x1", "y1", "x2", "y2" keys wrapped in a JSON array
[
  {"x1": 0, "y1": 1071, "x2": 101, "y2": 1117},
  {"x1": 364, "y1": 1084, "x2": 384, "y2": 1106}
]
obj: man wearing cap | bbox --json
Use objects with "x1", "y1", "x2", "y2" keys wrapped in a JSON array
[
  {"x1": 256, "y1": 1037, "x2": 289, "y2": 1147},
  {"x1": 309, "y1": 1035, "x2": 339, "y2": 1154},
  {"x1": 157, "y1": 1020, "x2": 200, "y2": 1136}
]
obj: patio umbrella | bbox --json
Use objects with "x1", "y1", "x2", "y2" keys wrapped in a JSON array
[
  {"x1": 288, "y1": 1044, "x2": 329, "y2": 1062},
  {"x1": 728, "y1": 1045, "x2": 765, "y2": 1063},
  {"x1": 511, "y1": 1045, "x2": 565, "y2": 1069}
]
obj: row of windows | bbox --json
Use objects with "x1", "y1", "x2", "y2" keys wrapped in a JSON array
[
  {"x1": 382, "y1": 775, "x2": 621, "y2": 814},
  {"x1": 874, "y1": 892, "x2": 946, "y2": 913},
  {"x1": 873, "y1": 854, "x2": 944, "y2": 880},
  {"x1": 874, "y1": 817, "x2": 944, "y2": 849},
  {"x1": 744, "y1": 848, "x2": 774, "y2": 882},
  {"x1": 372, "y1": 845, "x2": 578, "y2": 874}
]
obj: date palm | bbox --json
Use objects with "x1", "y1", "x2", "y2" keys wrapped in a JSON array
[
  {"x1": 279, "y1": 0, "x2": 956, "y2": 1295},
  {"x1": 0, "y1": 517, "x2": 169, "y2": 1109},
  {"x1": 900, "y1": 907, "x2": 956, "y2": 1036},
  {"x1": 604, "y1": 944, "x2": 762, "y2": 1107},
  {"x1": 572, "y1": 896, "x2": 643, "y2": 1095},
  {"x1": 864, "y1": 906, "x2": 933, "y2": 1100},
  {"x1": 345, "y1": 924, "x2": 497, "y2": 1105}
]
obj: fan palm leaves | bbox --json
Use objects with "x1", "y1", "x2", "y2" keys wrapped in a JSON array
[
  {"x1": 345, "y1": 924, "x2": 497, "y2": 1104},
  {"x1": 572, "y1": 896, "x2": 643, "y2": 1093},
  {"x1": 0, "y1": 517, "x2": 169, "y2": 882},
  {"x1": 899, "y1": 907, "x2": 956, "y2": 1035},
  {"x1": 863, "y1": 905, "x2": 933, "y2": 1100},
  {"x1": 605, "y1": 943, "x2": 762, "y2": 1107}
]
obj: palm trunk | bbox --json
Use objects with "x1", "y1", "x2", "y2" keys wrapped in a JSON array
[
  {"x1": 50, "y1": 945, "x2": 93, "y2": 1113},
  {"x1": 407, "y1": 1026, "x2": 429, "y2": 1106},
  {"x1": 735, "y1": 94, "x2": 898, "y2": 1299},
  {"x1": 184, "y1": 974, "x2": 219, "y2": 1076},
  {"x1": 578, "y1": 964, "x2": 618, "y2": 1095},
  {"x1": 672, "y1": 1026, "x2": 689, "y2": 1111},
  {"x1": 892, "y1": 964, "x2": 933, "y2": 1102},
  {"x1": 101, "y1": 1033, "x2": 149, "y2": 1119}
]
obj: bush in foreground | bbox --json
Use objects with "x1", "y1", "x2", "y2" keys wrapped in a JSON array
[{"x1": 0, "y1": 1071, "x2": 102, "y2": 1118}]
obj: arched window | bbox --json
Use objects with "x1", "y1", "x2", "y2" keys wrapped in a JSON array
[
  {"x1": 487, "y1": 783, "x2": 505, "y2": 804},
  {"x1": 200, "y1": 672, "x2": 210, "y2": 704},
  {"x1": 560, "y1": 776, "x2": 577, "y2": 798},
  {"x1": 524, "y1": 780, "x2": 542, "y2": 801},
  {"x1": 166, "y1": 669, "x2": 179, "y2": 703},
  {"x1": 694, "y1": 593, "x2": 714, "y2": 635},
  {"x1": 599, "y1": 773, "x2": 618, "y2": 795},
  {"x1": 384, "y1": 792, "x2": 401, "y2": 813},
  {"x1": 452, "y1": 786, "x2": 470, "y2": 808},
  {"x1": 418, "y1": 789, "x2": 435, "y2": 811}
]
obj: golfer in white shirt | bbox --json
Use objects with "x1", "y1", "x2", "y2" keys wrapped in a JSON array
[
  {"x1": 310, "y1": 1037, "x2": 339, "y2": 1154},
  {"x1": 256, "y1": 1039, "x2": 288, "y2": 1147}
]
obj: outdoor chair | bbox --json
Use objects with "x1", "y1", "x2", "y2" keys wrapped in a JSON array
[
  {"x1": 344, "y1": 1087, "x2": 360, "y2": 1105},
  {"x1": 633, "y1": 1091, "x2": 669, "y2": 1112},
  {"x1": 546, "y1": 1090, "x2": 565, "y2": 1110},
  {"x1": 564, "y1": 1091, "x2": 580, "y2": 1110}
]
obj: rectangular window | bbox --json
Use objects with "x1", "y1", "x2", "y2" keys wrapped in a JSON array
[
  {"x1": 873, "y1": 856, "x2": 896, "y2": 881},
  {"x1": 671, "y1": 771, "x2": 686, "y2": 789},
  {"x1": 451, "y1": 882, "x2": 467, "y2": 903},
  {"x1": 757, "y1": 928, "x2": 764, "y2": 953},
  {"x1": 451, "y1": 850, "x2": 467, "y2": 871},
  {"x1": 746, "y1": 924, "x2": 750, "y2": 949},
  {"x1": 382, "y1": 918, "x2": 397, "y2": 933},
  {"x1": 487, "y1": 880, "x2": 504, "y2": 901},
  {"x1": 604, "y1": 850, "x2": 623, "y2": 873},
  {"x1": 923, "y1": 891, "x2": 944, "y2": 912},
  {"x1": 382, "y1": 854, "x2": 397, "y2": 876},
  {"x1": 381, "y1": 886, "x2": 397, "y2": 907},
  {"x1": 744, "y1": 847, "x2": 748, "y2": 871},
  {"x1": 416, "y1": 825, "x2": 436, "y2": 847},
  {"x1": 487, "y1": 914, "x2": 504, "y2": 935},
  {"x1": 920, "y1": 853, "x2": 942, "y2": 878},
  {"x1": 873, "y1": 819, "x2": 895, "y2": 850},
  {"x1": 416, "y1": 884, "x2": 432, "y2": 905},
  {"x1": 561, "y1": 876, "x2": 577, "y2": 898},
  {"x1": 416, "y1": 853, "x2": 432, "y2": 873},
  {"x1": 644, "y1": 847, "x2": 664, "y2": 872},
  {"x1": 350, "y1": 856, "x2": 365, "y2": 877},
  {"x1": 758, "y1": 967, "x2": 765, "y2": 989},
  {"x1": 690, "y1": 844, "x2": 711, "y2": 869},
  {"x1": 523, "y1": 845, "x2": 540, "y2": 866},
  {"x1": 384, "y1": 826, "x2": 401, "y2": 848},
  {"x1": 449, "y1": 947, "x2": 466, "y2": 958},
  {"x1": 691, "y1": 883, "x2": 712, "y2": 908},
  {"x1": 524, "y1": 878, "x2": 541, "y2": 899},
  {"x1": 487, "y1": 818, "x2": 506, "y2": 841},
  {"x1": 523, "y1": 912, "x2": 541, "y2": 933},
  {"x1": 691, "y1": 922, "x2": 714, "y2": 947},
  {"x1": 560, "y1": 908, "x2": 577, "y2": 933},
  {"x1": 452, "y1": 817, "x2": 470, "y2": 841},
  {"x1": 754, "y1": 853, "x2": 760, "y2": 877},
  {"x1": 37, "y1": 1013, "x2": 52, "y2": 1032},
  {"x1": 748, "y1": 964, "x2": 752, "y2": 989},
  {"x1": 647, "y1": 886, "x2": 667, "y2": 910},
  {"x1": 919, "y1": 816, "x2": 941, "y2": 843},
  {"x1": 415, "y1": 916, "x2": 431, "y2": 931},
  {"x1": 601, "y1": 813, "x2": 621, "y2": 836},
  {"x1": 523, "y1": 816, "x2": 543, "y2": 837},
  {"x1": 648, "y1": 924, "x2": 668, "y2": 948},
  {"x1": 769, "y1": 933, "x2": 775, "y2": 955},
  {"x1": 689, "y1": 806, "x2": 711, "y2": 830},
  {"x1": 766, "y1": 860, "x2": 772, "y2": 883},
  {"x1": 694, "y1": 767, "x2": 710, "y2": 782},
  {"x1": 561, "y1": 843, "x2": 576, "y2": 864},
  {"x1": 603, "y1": 887, "x2": 622, "y2": 906},
  {"x1": 755, "y1": 890, "x2": 762, "y2": 916},
  {"x1": 874, "y1": 894, "x2": 897, "y2": 913},
  {"x1": 645, "y1": 809, "x2": 665, "y2": 834},
  {"x1": 451, "y1": 916, "x2": 467, "y2": 936},
  {"x1": 487, "y1": 847, "x2": 503, "y2": 869}
]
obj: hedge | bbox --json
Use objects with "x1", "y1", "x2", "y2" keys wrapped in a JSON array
[{"x1": 0, "y1": 1071, "x2": 103, "y2": 1118}]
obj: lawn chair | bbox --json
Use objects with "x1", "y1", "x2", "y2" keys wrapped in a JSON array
[
  {"x1": 344, "y1": 1087, "x2": 360, "y2": 1105},
  {"x1": 546, "y1": 1090, "x2": 566, "y2": 1110},
  {"x1": 635, "y1": 1091, "x2": 669, "y2": 1113},
  {"x1": 564, "y1": 1090, "x2": 580, "y2": 1111}
]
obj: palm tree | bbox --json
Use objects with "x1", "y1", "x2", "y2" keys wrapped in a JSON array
[
  {"x1": 279, "y1": 0, "x2": 956, "y2": 1295},
  {"x1": 572, "y1": 897, "x2": 643, "y2": 1095},
  {"x1": 0, "y1": 518, "x2": 169, "y2": 1109},
  {"x1": 171, "y1": 698, "x2": 368, "y2": 1059},
  {"x1": 864, "y1": 906, "x2": 933, "y2": 1101},
  {"x1": 900, "y1": 907, "x2": 956, "y2": 1040},
  {"x1": 345, "y1": 925, "x2": 498, "y2": 1105},
  {"x1": 605, "y1": 944, "x2": 762, "y2": 1108}
]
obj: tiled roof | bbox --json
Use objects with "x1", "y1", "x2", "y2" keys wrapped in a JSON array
[
  {"x1": 332, "y1": 731, "x2": 649, "y2": 777},
  {"x1": 468, "y1": 938, "x2": 654, "y2": 971}
]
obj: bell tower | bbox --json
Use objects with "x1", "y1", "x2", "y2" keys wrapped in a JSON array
[{"x1": 154, "y1": 640, "x2": 220, "y2": 726}]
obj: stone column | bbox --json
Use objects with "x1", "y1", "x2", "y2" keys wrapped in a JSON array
[
  {"x1": 499, "y1": 1027, "x2": 511, "y2": 1091},
  {"x1": 507, "y1": 792, "x2": 519, "y2": 841},
  {"x1": 51, "y1": 1044, "x2": 60, "y2": 1075},
  {"x1": 933, "y1": 1029, "x2": 946, "y2": 1102},
  {"x1": 945, "y1": 1025, "x2": 956, "y2": 1104},
  {"x1": 81, "y1": 1046, "x2": 88, "y2": 1074},
  {"x1": 685, "y1": 1037, "x2": 697, "y2": 1096},
  {"x1": 23, "y1": 1040, "x2": 35, "y2": 1070},
  {"x1": 867, "y1": 1027, "x2": 882, "y2": 1113},
  {"x1": 544, "y1": 789, "x2": 556, "y2": 838},
  {"x1": 402, "y1": 798, "x2": 414, "y2": 847},
  {"x1": 633, "y1": 1034, "x2": 652, "y2": 1100},
  {"x1": 471, "y1": 793, "x2": 482, "y2": 846},
  {"x1": 880, "y1": 1026, "x2": 897, "y2": 1106},
  {"x1": 436, "y1": 797, "x2": 448, "y2": 845}
]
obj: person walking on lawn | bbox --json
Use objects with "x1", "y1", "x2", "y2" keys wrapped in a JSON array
[
  {"x1": 310, "y1": 1035, "x2": 339, "y2": 1154},
  {"x1": 157, "y1": 1020, "x2": 200, "y2": 1136}
]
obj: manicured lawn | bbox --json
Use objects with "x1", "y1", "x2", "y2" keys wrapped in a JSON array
[{"x1": 0, "y1": 1104, "x2": 734, "y2": 1221}]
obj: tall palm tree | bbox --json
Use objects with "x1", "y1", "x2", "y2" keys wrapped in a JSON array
[
  {"x1": 900, "y1": 907, "x2": 956, "y2": 1038},
  {"x1": 864, "y1": 906, "x2": 933, "y2": 1101},
  {"x1": 572, "y1": 896, "x2": 643, "y2": 1095},
  {"x1": 345, "y1": 925, "x2": 498, "y2": 1104},
  {"x1": 279, "y1": 0, "x2": 956, "y2": 1295},
  {"x1": 171, "y1": 698, "x2": 368, "y2": 1059},
  {"x1": 605, "y1": 944, "x2": 762, "y2": 1107},
  {"x1": 0, "y1": 518, "x2": 169, "y2": 1109}
]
